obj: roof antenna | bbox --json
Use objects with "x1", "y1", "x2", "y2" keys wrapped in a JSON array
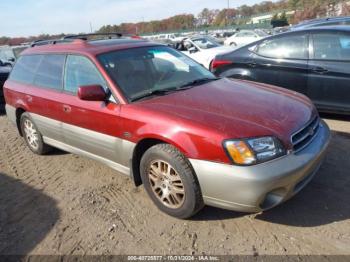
[{"x1": 89, "y1": 22, "x2": 93, "y2": 33}]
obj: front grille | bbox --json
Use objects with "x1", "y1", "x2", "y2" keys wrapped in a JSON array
[{"x1": 291, "y1": 116, "x2": 320, "y2": 152}]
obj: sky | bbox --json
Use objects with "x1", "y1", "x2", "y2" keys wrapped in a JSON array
[{"x1": 0, "y1": 0, "x2": 267, "y2": 37}]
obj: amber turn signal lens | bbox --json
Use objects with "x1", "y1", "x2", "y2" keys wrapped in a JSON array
[{"x1": 224, "y1": 141, "x2": 256, "y2": 165}]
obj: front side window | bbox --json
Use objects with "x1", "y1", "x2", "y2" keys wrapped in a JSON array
[
  {"x1": 9, "y1": 55, "x2": 43, "y2": 84},
  {"x1": 98, "y1": 46, "x2": 216, "y2": 102},
  {"x1": 313, "y1": 32, "x2": 350, "y2": 61},
  {"x1": 256, "y1": 34, "x2": 309, "y2": 59},
  {"x1": 34, "y1": 55, "x2": 65, "y2": 90},
  {"x1": 64, "y1": 55, "x2": 107, "y2": 93}
]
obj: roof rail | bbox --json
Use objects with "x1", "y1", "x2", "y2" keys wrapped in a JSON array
[
  {"x1": 30, "y1": 33, "x2": 142, "y2": 48},
  {"x1": 30, "y1": 38, "x2": 80, "y2": 47},
  {"x1": 63, "y1": 33, "x2": 123, "y2": 41}
]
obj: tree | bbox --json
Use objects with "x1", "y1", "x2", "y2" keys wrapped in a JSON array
[{"x1": 271, "y1": 11, "x2": 289, "y2": 28}]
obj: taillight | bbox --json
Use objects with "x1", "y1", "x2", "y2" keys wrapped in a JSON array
[{"x1": 211, "y1": 59, "x2": 232, "y2": 71}]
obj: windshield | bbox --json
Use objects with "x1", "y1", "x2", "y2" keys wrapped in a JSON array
[
  {"x1": 192, "y1": 37, "x2": 221, "y2": 49},
  {"x1": 98, "y1": 46, "x2": 216, "y2": 101}
]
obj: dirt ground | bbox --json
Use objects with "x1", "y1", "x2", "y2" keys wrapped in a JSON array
[{"x1": 0, "y1": 113, "x2": 349, "y2": 256}]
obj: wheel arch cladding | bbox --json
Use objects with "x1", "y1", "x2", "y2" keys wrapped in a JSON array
[
  {"x1": 131, "y1": 138, "x2": 168, "y2": 187},
  {"x1": 16, "y1": 107, "x2": 26, "y2": 136}
]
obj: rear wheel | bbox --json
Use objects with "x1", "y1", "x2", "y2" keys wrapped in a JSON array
[
  {"x1": 20, "y1": 113, "x2": 52, "y2": 155},
  {"x1": 140, "y1": 144, "x2": 204, "y2": 219},
  {"x1": 230, "y1": 42, "x2": 237, "y2": 47}
]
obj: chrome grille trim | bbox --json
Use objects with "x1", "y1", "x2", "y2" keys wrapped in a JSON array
[{"x1": 291, "y1": 116, "x2": 320, "y2": 153}]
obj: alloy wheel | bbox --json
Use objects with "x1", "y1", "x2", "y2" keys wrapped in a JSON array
[
  {"x1": 23, "y1": 119, "x2": 39, "y2": 150},
  {"x1": 148, "y1": 160, "x2": 185, "y2": 209}
]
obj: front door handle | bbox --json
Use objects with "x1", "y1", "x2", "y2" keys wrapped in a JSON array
[
  {"x1": 312, "y1": 67, "x2": 329, "y2": 74},
  {"x1": 63, "y1": 105, "x2": 71, "y2": 113}
]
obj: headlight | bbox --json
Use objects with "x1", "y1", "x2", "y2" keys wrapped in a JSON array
[{"x1": 223, "y1": 137, "x2": 286, "y2": 165}]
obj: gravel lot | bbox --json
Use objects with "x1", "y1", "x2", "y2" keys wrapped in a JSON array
[{"x1": 0, "y1": 113, "x2": 349, "y2": 255}]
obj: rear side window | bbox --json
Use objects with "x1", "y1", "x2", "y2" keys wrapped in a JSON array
[
  {"x1": 34, "y1": 55, "x2": 66, "y2": 89},
  {"x1": 64, "y1": 55, "x2": 106, "y2": 93},
  {"x1": 313, "y1": 32, "x2": 350, "y2": 61},
  {"x1": 256, "y1": 34, "x2": 309, "y2": 59},
  {"x1": 9, "y1": 55, "x2": 43, "y2": 84}
]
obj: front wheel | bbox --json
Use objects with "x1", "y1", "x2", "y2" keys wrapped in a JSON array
[{"x1": 140, "y1": 144, "x2": 204, "y2": 219}]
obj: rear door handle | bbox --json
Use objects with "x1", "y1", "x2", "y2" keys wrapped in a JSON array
[
  {"x1": 312, "y1": 67, "x2": 329, "y2": 74},
  {"x1": 248, "y1": 62, "x2": 257, "y2": 68},
  {"x1": 63, "y1": 105, "x2": 71, "y2": 113}
]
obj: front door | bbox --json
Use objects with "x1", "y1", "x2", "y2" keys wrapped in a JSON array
[
  {"x1": 308, "y1": 31, "x2": 350, "y2": 113},
  {"x1": 61, "y1": 55, "x2": 129, "y2": 166}
]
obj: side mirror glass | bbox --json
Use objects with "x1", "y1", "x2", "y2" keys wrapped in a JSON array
[{"x1": 78, "y1": 85, "x2": 106, "y2": 101}]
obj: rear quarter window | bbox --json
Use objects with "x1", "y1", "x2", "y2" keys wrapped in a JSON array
[{"x1": 9, "y1": 55, "x2": 43, "y2": 84}]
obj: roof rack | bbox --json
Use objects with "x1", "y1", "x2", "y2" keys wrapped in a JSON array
[
  {"x1": 63, "y1": 33, "x2": 124, "y2": 41},
  {"x1": 30, "y1": 33, "x2": 142, "y2": 48},
  {"x1": 30, "y1": 38, "x2": 78, "y2": 47}
]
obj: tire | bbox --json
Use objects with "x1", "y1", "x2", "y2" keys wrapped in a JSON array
[
  {"x1": 140, "y1": 144, "x2": 204, "y2": 219},
  {"x1": 20, "y1": 112, "x2": 52, "y2": 155},
  {"x1": 230, "y1": 42, "x2": 237, "y2": 47}
]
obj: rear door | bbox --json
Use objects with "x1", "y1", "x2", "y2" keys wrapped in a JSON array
[
  {"x1": 308, "y1": 31, "x2": 350, "y2": 113},
  {"x1": 250, "y1": 33, "x2": 310, "y2": 95},
  {"x1": 8, "y1": 54, "x2": 66, "y2": 142},
  {"x1": 61, "y1": 55, "x2": 129, "y2": 167}
]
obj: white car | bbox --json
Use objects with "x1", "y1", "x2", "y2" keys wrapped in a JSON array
[
  {"x1": 178, "y1": 36, "x2": 234, "y2": 69},
  {"x1": 224, "y1": 30, "x2": 268, "y2": 47},
  {"x1": 153, "y1": 33, "x2": 186, "y2": 43}
]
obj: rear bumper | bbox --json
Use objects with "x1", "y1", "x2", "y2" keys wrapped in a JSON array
[{"x1": 190, "y1": 120, "x2": 331, "y2": 212}]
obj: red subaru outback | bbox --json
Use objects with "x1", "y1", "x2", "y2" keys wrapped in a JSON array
[{"x1": 4, "y1": 34, "x2": 330, "y2": 218}]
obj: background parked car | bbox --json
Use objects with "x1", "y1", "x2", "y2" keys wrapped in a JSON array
[
  {"x1": 291, "y1": 16, "x2": 350, "y2": 30},
  {"x1": 176, "y1": 36, "x2": 233, "y2": 69},
  {"x1": 0, "y1": 45, "x2": 28, "y2": 66},
  {"x1": 0, "y1": 65, "x2": 11, "y2": 112},
  {"x1": 224, "y1": 29, "x2": 268, "y2": 47},
  {"x1": 212, "y1": 26, "x2": 350, "y2": 115}
]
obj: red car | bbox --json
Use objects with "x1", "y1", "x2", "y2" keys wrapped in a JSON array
[{"x1": 4, "y1": 34, "x2": 331, "y2": 218}]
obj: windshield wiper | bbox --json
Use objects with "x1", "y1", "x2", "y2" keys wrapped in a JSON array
[
  {"x1": 130, "y1": 78, "x2": 219, "y2": 102},
  {"x1": 130, "y1": 87, "x2": 178, "y2": 102},
  {"x1": 178, "y1": 77, "x2": 219, "y2": 89}
]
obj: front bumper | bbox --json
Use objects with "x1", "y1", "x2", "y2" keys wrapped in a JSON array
[{"x1": 190, "y1": 120, "x2": 331, "y2": 212}]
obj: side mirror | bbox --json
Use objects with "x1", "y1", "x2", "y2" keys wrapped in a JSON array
[
  {"x1": 188, "y1": 47, "x2": 198, "y2": 54},
  {"x1": 78, "y1": 85, "x2": 106, "y2": 101},
  {"x1": 8, "y1": 58, "x2": 15, "y2": 62}
]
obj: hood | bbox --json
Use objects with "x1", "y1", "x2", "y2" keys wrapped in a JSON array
[{"x1": 135, "y1": 78, "x2": 316, "y2": 148}]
